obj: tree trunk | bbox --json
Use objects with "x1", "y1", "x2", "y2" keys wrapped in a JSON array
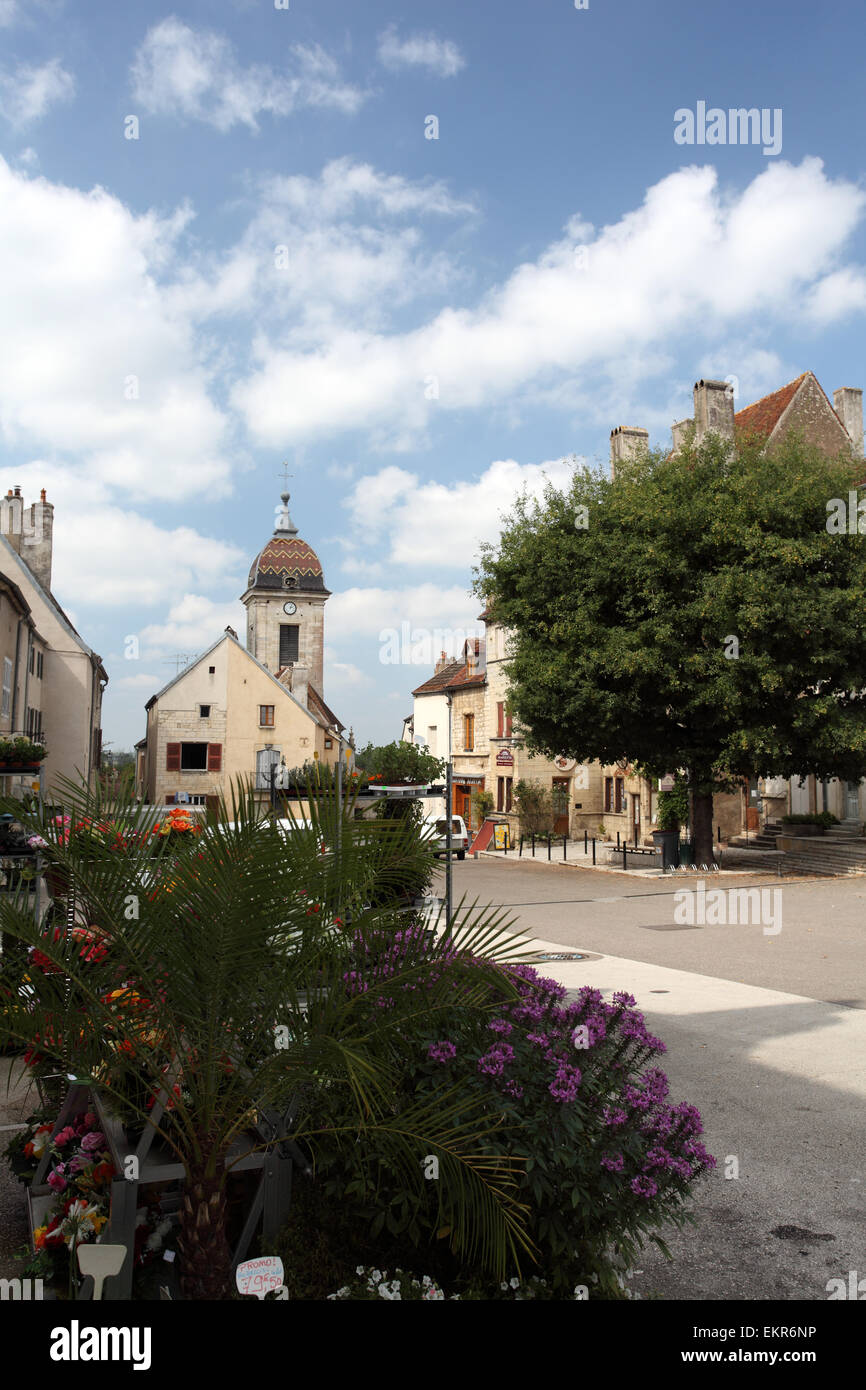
[
  {"x1": 690, "y1": 768, "x2": 715, "y2": 867},
  {"x1": 178, "y1": 1161, "x2": 232, "y2": 1300}
]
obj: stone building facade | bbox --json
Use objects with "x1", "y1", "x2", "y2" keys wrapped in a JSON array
[
  {"x1": 0, "y1": 485, "x2": 106, "y2": 794},
  {"x1": 140, "y1": 492, "x2": 345, "y2": 807}
]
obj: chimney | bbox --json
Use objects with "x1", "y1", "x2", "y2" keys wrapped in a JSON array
[
  {"x1": 434, "y1": 649, "x2": 450, "y2": 674},
  {"x1": 834, "y1": 387, "x2": 863, "y2": 457},
  {"x1": 693, "y1": 379, "x2": 735, "y2": 443},
  {"x1": 671, "y1": 418, "x2": 694, "y2": 454},
  {"x1": 609, "y1": 426, "x2": 649, "y2": 479},
  {"x1": 23, "y1": 494, "x2": 54, "y2": 590},
  {"x1": 292, "y1": 664, "x2": 309, "y2": 710},
  {"x1": 0, "y1": 488, "x2": 24, "y2": 557}
]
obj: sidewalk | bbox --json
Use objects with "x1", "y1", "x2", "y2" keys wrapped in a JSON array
[
  {"x1": 476, "y1": 838, "x2": 787, "y2": 878},
  {"x1": 505, "y1": 927, "x2": 866, "y2": 1300}
]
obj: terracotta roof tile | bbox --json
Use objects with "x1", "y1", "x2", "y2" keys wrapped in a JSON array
[
  {"x1": 734, "y1": 373, "x2": 807, "y2": 441},
  {"x1": 412, "y1": 657, "x2": 486, "y2": 696}
]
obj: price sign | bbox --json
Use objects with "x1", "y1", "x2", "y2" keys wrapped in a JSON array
[{"x1": 235, "y1": 1256, "x2": 287, "y2": 1300}]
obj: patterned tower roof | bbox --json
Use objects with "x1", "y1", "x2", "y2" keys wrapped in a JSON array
[{"x1": 247, "y1": 490, "x2": 327, "y2": 592}]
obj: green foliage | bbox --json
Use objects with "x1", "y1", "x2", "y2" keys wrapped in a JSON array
[
  {"x1": 0, "y1": 773, "x2": 533, "y2": 1298},
  {"x1": 656, "y1": 776, "x2": 690, "y2": 832},
  {"x1": 476, "y1": 433, "x2": 866, "y2": 789},
  {"x1": 472, "y1": 790, "x2": 495, "y2": 823},
  {"x1": 513, "y1": 780, "x2": 556, "y2": 835},
  {"x1": 0, "y1": 737, "x2": 45, "y2": 764},
  {"x1": 354, "y1": 740, "x2": 445, "y2": 786},
  {"x1": 281, "y1": 962, "x2": 713, "y2": 1299}
]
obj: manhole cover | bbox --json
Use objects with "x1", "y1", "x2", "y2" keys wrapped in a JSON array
[
  {"x1": 639, "y1": 923, "x2": 701, "y2": 931},
  {"x1": 531, "y1": 951, "x2": 590, "y2": 961}
]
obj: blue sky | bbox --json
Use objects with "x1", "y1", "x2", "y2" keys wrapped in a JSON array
[{"x1": 1, "y1": 0, "x2": 866, "y2": 752}]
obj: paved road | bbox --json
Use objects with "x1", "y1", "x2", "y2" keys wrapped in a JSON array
[
  {"x1": 437, "y1": 857, "x2": 866, "y2": 1007},
  {"x1": 436, "y1": 858, "x2": 866, "y2": 1301}
]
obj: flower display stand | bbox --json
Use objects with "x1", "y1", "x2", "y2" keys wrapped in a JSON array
[{"x1": 28, "y1": 1080, "x2": 307, "y2": 1299}]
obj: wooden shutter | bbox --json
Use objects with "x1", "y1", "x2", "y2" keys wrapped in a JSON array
[
  {"x1": 497, "y1": 702, "x2": 504, "y2": 738},
  {"x1": 207, "y1": 743, "x2": 222, "y2": 772},
  {"x1": 166, "y1": 742, "x2": 181, "y2": 771}
]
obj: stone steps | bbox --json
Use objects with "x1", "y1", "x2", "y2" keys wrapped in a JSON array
[{"x1": 779, "y1": 837, "x2": 866, "y2": 877}]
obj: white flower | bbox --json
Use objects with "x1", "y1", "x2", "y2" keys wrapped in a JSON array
[
  {"x1": 510, "y1": 1277, "x2": 520, "y2": 1289},
  {"x1": 356, "y1": 1266, "x2": 365, "y2": 1276}
]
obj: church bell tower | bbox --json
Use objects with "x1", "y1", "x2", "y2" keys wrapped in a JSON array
[{"x1": 241, "y1": 491, "x2": 330, "y2": 697}]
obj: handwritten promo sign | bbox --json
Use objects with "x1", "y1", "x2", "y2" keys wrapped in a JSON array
[{"x1": 235, "y1": 1256, "x2": 288, "y2": 1300}]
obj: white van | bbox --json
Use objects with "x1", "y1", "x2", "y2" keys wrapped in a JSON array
[{"x1": 423, "y1": 815, "x2": 470, "y2": 860}]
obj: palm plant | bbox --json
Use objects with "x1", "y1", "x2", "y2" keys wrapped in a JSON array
[{"x1": 0, "y1": 774, "x2": 534, "y2": 1299}]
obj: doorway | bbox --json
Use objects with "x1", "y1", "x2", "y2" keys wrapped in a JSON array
[
  {"x1": 552, "y1": 778, "x2": 570, "y2": 835},
  {"x1": 846, "y1": 780, "x2": 861, "y2": 820},
  {"x1": 631, "y1": 793, "x2": 641, "y2": 845}
]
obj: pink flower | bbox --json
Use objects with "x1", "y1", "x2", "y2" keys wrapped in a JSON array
[
  {"x1": 80, "y1": 1131, "x2": 106, "y2": 1154},
  {"x1": 47, "y1": 1167, "x2": 67, "y2": 1193},
  {"x1": 53, "y1": 1126, "x2": 78, "y2": 1147}
]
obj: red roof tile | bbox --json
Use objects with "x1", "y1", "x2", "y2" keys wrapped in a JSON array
[
  {"x1": 412, "y1": 657, "x2": 486, "y2": 696},
  {"x1": 734, "y1": 373, "x2": 807, "y2": 441}
]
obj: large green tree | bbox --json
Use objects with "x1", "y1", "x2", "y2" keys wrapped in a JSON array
[{"x1": 476, "y1": 430, "x2": 866, "y2": 863}]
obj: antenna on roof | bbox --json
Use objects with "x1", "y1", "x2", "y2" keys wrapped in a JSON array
[{"x1": 163, "y1": 653, "x2": 194, "y2": 674}]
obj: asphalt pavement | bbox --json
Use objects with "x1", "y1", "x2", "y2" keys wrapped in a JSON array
[{"x1": 436, "y1": 856, "x2": 866, "y2": 1300}]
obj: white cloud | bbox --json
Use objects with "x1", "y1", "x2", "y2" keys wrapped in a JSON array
[
  {"x1": 139, "y1": 595, "x2": 247, "y2": 660},
  {"x1": 327, "y1": 584, "x2": 482, "y2": 646},
  {"x1": 0, "y1": 1, "x2": 18, "y2": 25},
  {"x1": 3, "y1": 464, "x2": 246, "y2": 610},
  {"x1": 0, "y1": 159, "x2": 232, "y2": 501},
  {"x1": 0, "y1": 58, "x2": 74, "y2": 126},
  {"x1": 131, "y1": 18, "x2": 366, "y2": 131},
  {"x1": 168, "y1": 159, "x2": 475, "y2": 343},
  {"x1": 378, "y1": 26, "x2": 465, "y2": 78},
  {"x1": 340, "y1": 456, "x2": 577, "y2": 570},
  {"x1": 232, "y1": 159, "x2": 866, "y2": 448}
]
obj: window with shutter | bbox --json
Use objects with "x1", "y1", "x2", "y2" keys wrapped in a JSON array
[
  {"x1": 279, "y1": 625, "x2": 299, "y2": 665},
  {"x1": 207, "y1": 743, "x2": 222, "y2": 772},
  {"x1": 166, "y1": 743, "x2": 181, "y2": 771},
  {"x1": 497, "y1": 702, "x2": 504, "y2": 738}
]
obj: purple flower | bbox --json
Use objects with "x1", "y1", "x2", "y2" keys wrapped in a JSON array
[
  {"x1": 630, "y1": 1175, "x2": 658, "y2": 1198},
  {"x1": 503, "y1": 1079, "x2": 524, "y2": 1100},
  {"x1": 548, "y1": 1063, "x2": 581, "y2": 1103},
  {"x1": 488, "y1": 1018, "x2": 513, "y2": 1036},
  {"x1": 477, "y1": 1043, "x2": 514, "y2": 1078},
  {"x1": 427, "y1": 1040, "x2": 457, "y2": 1064},
  {"x1": 603, "y1": 1107, "x2": 628, "y2": 1127},
  {"x1": 601, "y1": 1153, "x2": 624, "y2": 1172},
  {"x1": 80, "y1": 1131, "x2": 106, "y2": 1153}
]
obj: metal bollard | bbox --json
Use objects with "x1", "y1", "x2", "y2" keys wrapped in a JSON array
[
  {"x1": 531, "y1": 834, "x2": 536, "y2": 858},
  {"x1": 584, "y1": 829, "x2": 588, "y2": 853},
  {"x1": 562, "y1": 835, "x2": 567, "y2": 861},
  {"x1": 519, "y1": 835, "x2": 524, "y2": 858},
  {"x1": 617, "y1": 831, "x2": 620, "y2": 850},
  {"x1": 623, "y1": 843, "x2": 627, "y2": 871},
  {"x1": 547, "y1": 835, "x2": 552, "y2": 861},
  {"x1": 591, "y1": 837, "x2": 596, "y2": 866}
]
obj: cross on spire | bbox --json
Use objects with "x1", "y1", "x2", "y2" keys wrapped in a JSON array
[{"x1": 278, "y1": 461, "x2": 293, "y2": 490}]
